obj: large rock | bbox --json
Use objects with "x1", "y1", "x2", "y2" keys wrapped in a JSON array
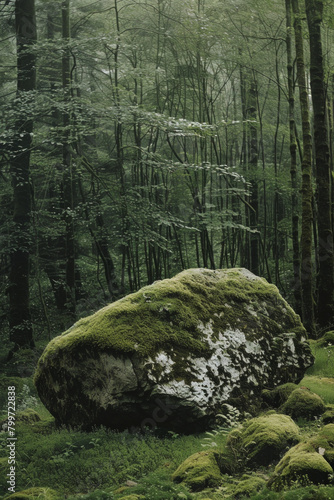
[{"x1": 34, "y1": 268, "x2": 313, "y2": 432}]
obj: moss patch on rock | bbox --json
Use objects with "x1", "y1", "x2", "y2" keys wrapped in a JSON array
[
  {"x1": 281, "y1": 387, "x2": 326, "y2": 420},
  {"x1": 172, "y1": 450, "x2": 223, "y2": 491},
  {"x1": 232, "y1": 475, "x2": 266, "y2": 498},
  {"x1": 35, "y1": 268, "x2": 308, "y2": 361},
  {"x1": 226, "y1": 413, "x2": 300, "y2": 466}
]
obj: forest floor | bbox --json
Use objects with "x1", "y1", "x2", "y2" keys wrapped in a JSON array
[{"x1": 1, "y1": 337, "x2": 334, "y2": 499}]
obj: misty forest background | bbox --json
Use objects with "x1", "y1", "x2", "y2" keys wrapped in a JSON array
[{"x1": 1, "y1": 0, "x2": 334, "y2": 357}]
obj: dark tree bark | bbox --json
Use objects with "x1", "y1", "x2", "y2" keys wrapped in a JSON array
[
  {"x1": 286, "y1": 0, "x2": 302, "y2": 314},
  {"x1": 292, "y1": 0, "x2": 315, "y2": 334},
  {"x1": 62, "y1": 0, "x2": 76, "y2": 315},
  {"x1": 8, "y1": 0, "x2": 37, "y2": 349},
  {"x1": 248, "y1": 78, "x2": 259, "y2": 275},
  {"x1": 305, "y1": 0, "x2": 334, "y2": 328}
]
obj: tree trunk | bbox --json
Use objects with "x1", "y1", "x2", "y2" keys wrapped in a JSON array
[
  {"x1": 305, "y1": 0, "x2": 334, "y2": 328},
  {"x1": 286, "y1": 0, "x2": 302, "y2": 314},
  {"x1": 62, "y1": 0, "x2": 76, "y2": 315},
  {"x1": 292, "y1": 0, "x2": 315, "y2": 334},
  {"x1": 8, "y1": 0, "x2": 37, "y2": 349},
  {"x1": 248, "y1": 78, "x2": 259, "y2": 274}
]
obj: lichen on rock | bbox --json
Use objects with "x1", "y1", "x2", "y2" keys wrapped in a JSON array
[{"x1": 34, "y1": 268, "x2": 313, "y2": 432}]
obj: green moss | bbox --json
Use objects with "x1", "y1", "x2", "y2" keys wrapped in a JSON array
[
  {"x1": 7, "y1": 487, "x2": 60, "y2": 499},
  {"x1": 323, "y1": 410, "x2": 334, "y2": 424},
  {"x1": 16, "y1": 409, "x2": 41, "y2": 424},
  {"x1": 299, "y1": 376, "x2": 334, "y2": 405},
  {"x1": 172, "y1": 450, "x2": 223, "y2": 491},
  {"x1": 226, "y1": 413, "x2": 300, "y2": 466},
  {"x1": 308, "y1": 424, "x2": 334, "y2": 468},
  {"x1": 232, "y1": 475, "x2": 266, "y2": 498},
  {"x1": 281, "y1": 388, "x2": 326, "y2": 420},
  {"x1": 262, "y1": 383, "x2": 299, "y2": 407},
  {"x1": 269, "y1": 441, "x2": 333, "y2": 490}
]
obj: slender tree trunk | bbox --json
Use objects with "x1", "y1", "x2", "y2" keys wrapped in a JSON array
[
  {"x1": 248, "y1": 78, "x2": 259, "y2": 274},
  {"x1": 305, "y1": 0, "x2": 334, "y2": 327},
  {"x1": 286, "y1": 0, "x2": 302, "y2": 314},
  {"x1": 9, "y1": 0, "x2": 37, "y2": 349},
  {"x1": 61, "y1": 0, "x2": 77, "y2": 315},
  {"x1": 292, "y1": 0, "x2": 315, "y2": 334}
]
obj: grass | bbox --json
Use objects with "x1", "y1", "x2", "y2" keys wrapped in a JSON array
[
  {"x1": 299, "y1": 376, "x2": 334, "y2": 405},
  {"x1": 298, "y1": 336, "x2": 334, "y2": 405},
  {"x1": 0, "y1": 419, "x2": 212, "y2": 497},
  {"x1": 305, "y1": 340, "x2": 334, "y2": 378}
]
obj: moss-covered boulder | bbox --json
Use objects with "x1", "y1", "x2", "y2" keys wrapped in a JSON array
[
  {"x1": 281, "y1": 387, "x2": 326, "y2": 420},
  {"x1": 34, "y1": 268, "x2": 313, "y2": 431},
  {"x1": 16, "y1": 409, "x2": 41, "y2": 423},
  {"x1": 262, "y1": 383, "x2": 298, "y2": 408},
  {"x1": 172, "y1": 450, "x2": 223, "y2": 491},
  {"x1": 268, "y1": 442, "x2": 333, "y2": 490},
  {"x1": 269, "y1": 424, "x2": 334, "y2": 490},
  {"x1": 309, "y1": 424, "x2": 334, "y2": 468},
  {"x1": 323, "y1": 409, "x2": 334, "y2": 424},
  {"x1": 226, "y1": 413, "x2": 300, "y2": 466},
  {"x1": 232, "y1": 475, "x2": 266, "y2": 498}
]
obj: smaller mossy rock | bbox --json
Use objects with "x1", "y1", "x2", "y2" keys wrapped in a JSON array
[
  {"x1": 226, "y1": 413, "x2": 300, "y2": 466},
  {"x1": 308, "y1": 424, "x2": 334, "y2": 468},
  {"x1": 172, "y1": 450, "x2": 223, "y2": 491},
  {"x1": 16, "y1": 408, "x2": 41, "y2": 423},
  {"x1": 268, "y1": 441, "x2": 333, "y2": 491},
  {"x1": 323, "y1": 410, "x2": 334, "y2": 424},
  {"x1": 281, "y1": 387, "x2": 326, "y2": 420},
  {"x1": 232, "y1": 475, "x2": 266, "y2": 498},
  {"x1": 316, "y1": 331, "x2": 334, "y2": 347},
  {"x1": 262, "y1": 383, "x2": 298, "y2": 408},
  {"x1": 1, "y1": 409, "x2": 41, "y2": 432},
  {"x1": 7, "y1": 487, "x2": 60, "y2": 499}
]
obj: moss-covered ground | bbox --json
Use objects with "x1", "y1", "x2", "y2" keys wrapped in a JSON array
[{"x1": 1, "y1": 330, "x2": 334, "y2": 499}]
